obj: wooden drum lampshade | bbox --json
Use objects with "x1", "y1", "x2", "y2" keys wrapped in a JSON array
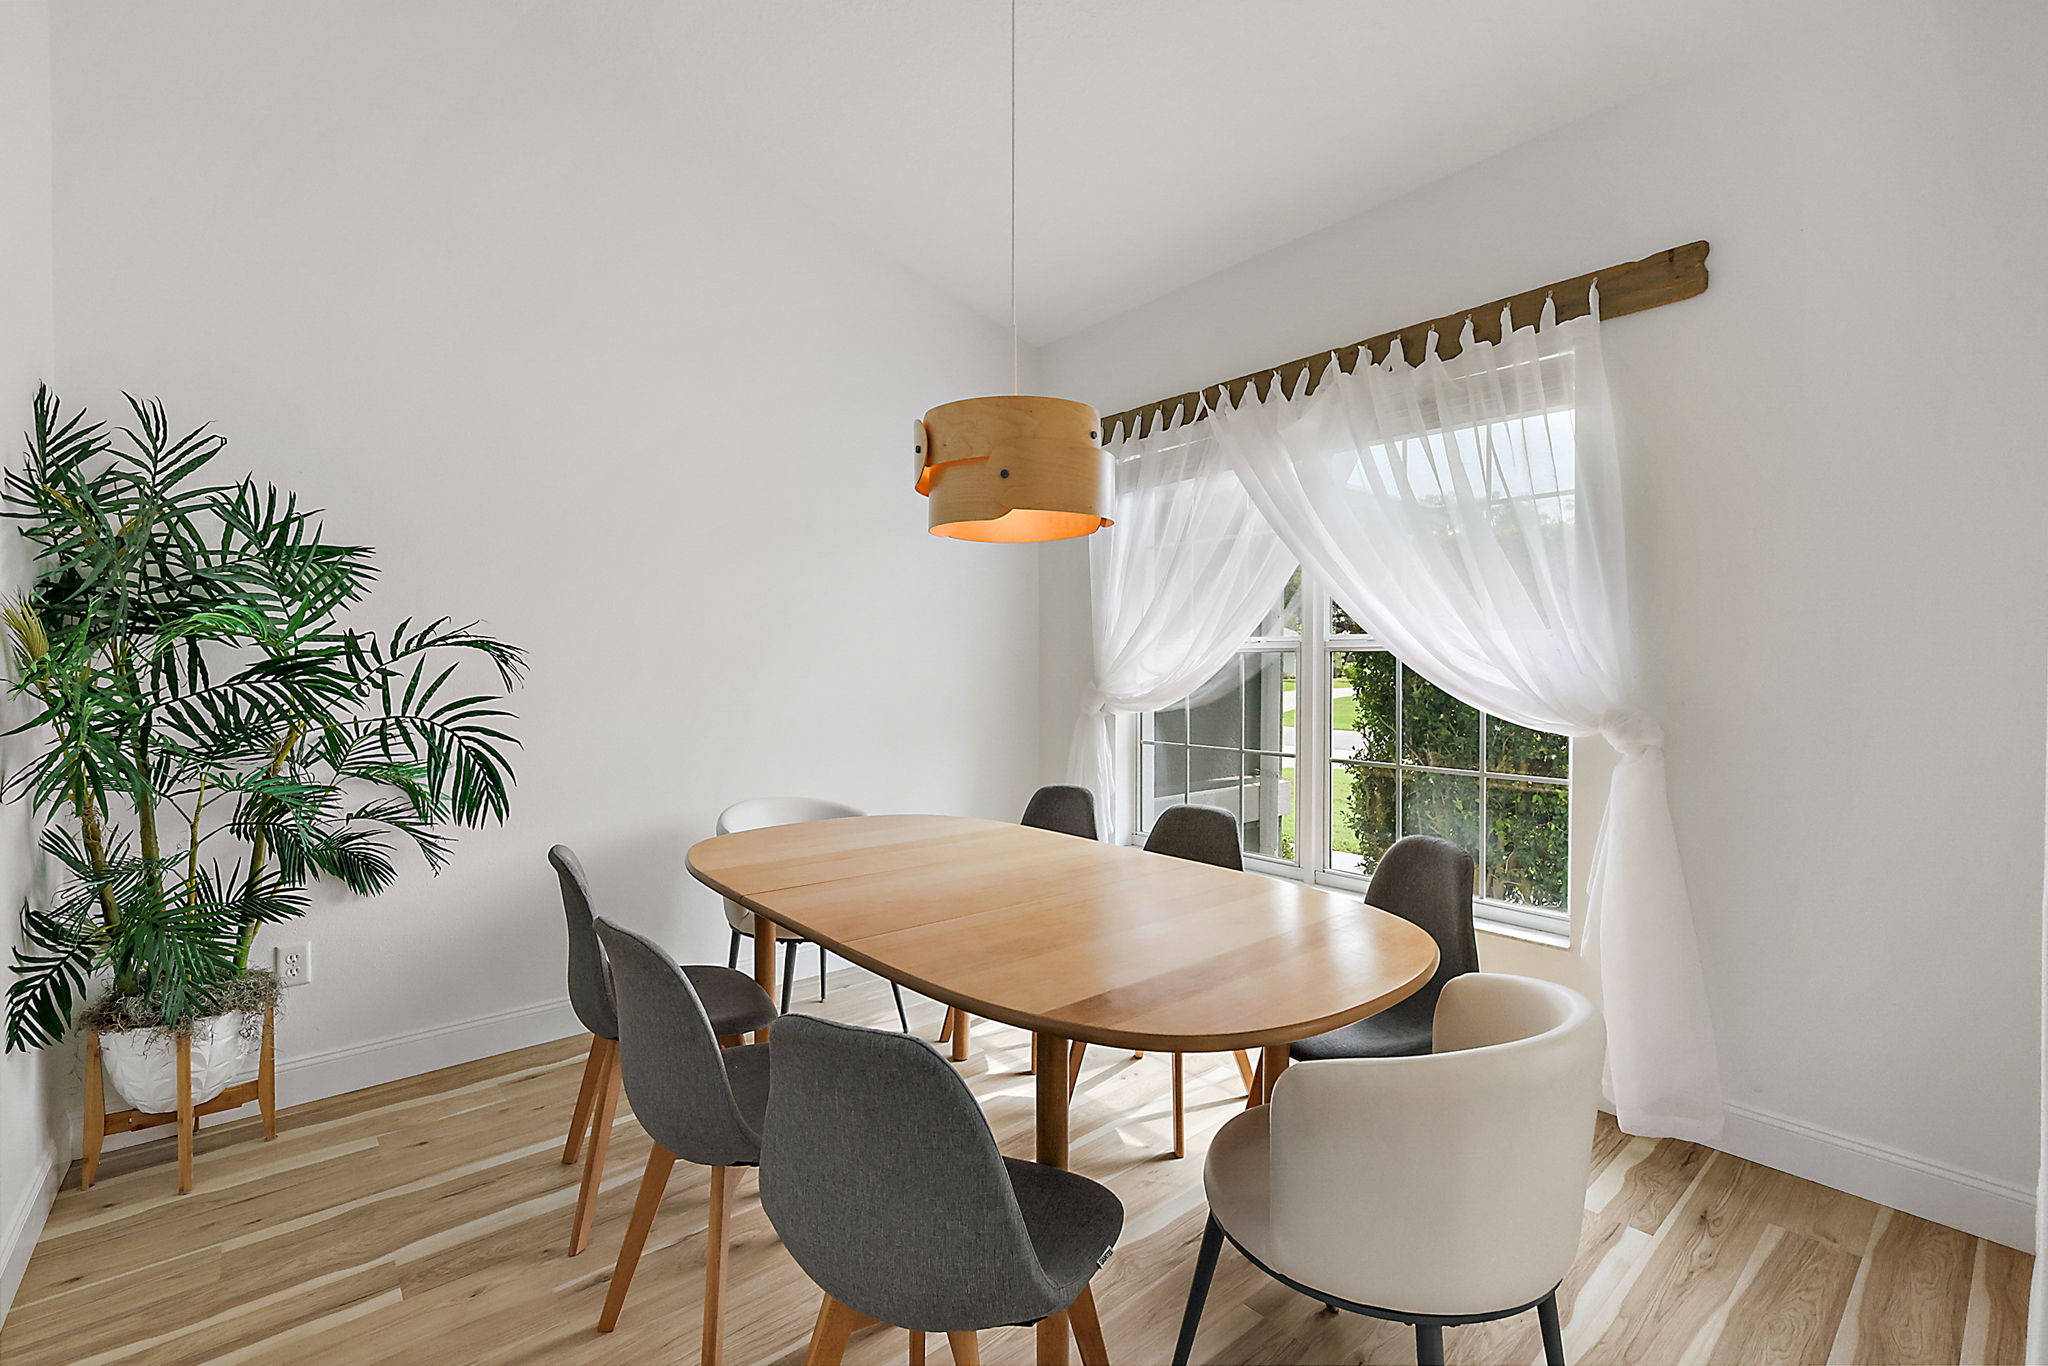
[{"x1": 914, "y1": 395, "x2": 1114, "y2": 543}]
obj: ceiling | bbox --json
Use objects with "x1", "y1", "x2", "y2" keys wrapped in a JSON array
[{"x1": 543, "y1": 1, "x2": 1843, "y2": 343}]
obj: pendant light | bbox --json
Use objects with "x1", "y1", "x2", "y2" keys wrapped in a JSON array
[{"x1": 913, "y1": 0, "x2": 1113, "y2": 543}]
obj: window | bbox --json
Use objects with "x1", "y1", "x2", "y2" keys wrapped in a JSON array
[{"x1": 1136, "y1": 573, "x2": 1572, "y2": 940}]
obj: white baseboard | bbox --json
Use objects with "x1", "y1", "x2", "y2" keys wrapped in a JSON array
[
  {"x1": 0, "y1": 1141, "x2": 61, "y2": 1326},
  {"x1": 91, "y1": 996, "x2": 582, "y2": 1162},
  {"x1": 1721, "y1": 1100, "x2": 2035, "y2": 1251}
]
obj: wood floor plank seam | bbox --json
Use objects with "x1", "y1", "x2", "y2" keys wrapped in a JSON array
[{"x1": 1, "y1": 976, "x2": 2026, "y2": 1366}]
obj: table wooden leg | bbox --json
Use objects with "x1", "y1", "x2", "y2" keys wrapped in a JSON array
[
  {"x1": 949, "y1": 1010, "x2": 970, "y2": 1062},
  {"x1": 1260, "y1": 1044, "x2": 1290, "y2": 1103},
  {"x1": 753, "y1": 924, "x2": 778, "y2": 1043},
  {"x1": 1170, "y1": 1053, "x2": 1186, "y2": 1159},
  {"x1": 1034, "y1": 1030, "x2": 1072, "y2": 1365}
]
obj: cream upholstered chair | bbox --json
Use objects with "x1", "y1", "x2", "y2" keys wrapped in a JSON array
[
  {"x1": 714, "y1": 796, "x2": 909, "y2": 1030},
  {"x1": 1174, "y1": 974, "x2": 1601, "y2": 1366}
]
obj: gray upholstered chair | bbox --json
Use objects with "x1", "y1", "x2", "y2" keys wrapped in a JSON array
[
  {"x1": 1289, "y1": 835, "x2": 1479, "y2": 1064},
  {"x1": 942, "y1": 785, "x2": 1103, "y2": 1064},
  {"x1": 761, "y1": 1014, "x2": 1122, "y2": 1366},
  {"x1": 1066, "y1": 805, "x2": 1257, "y2": 1157},
  {"x1": 1021, "y1": 783, "x2": 1099, "y2": 840},
  {"x1": 552, "y1": 847, "x2": 775, "y2": 1257},
  {"x1": 589, "y1": 918, "x2": 777, "y2": 1361}
]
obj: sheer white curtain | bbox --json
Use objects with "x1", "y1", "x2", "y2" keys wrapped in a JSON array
[
  {"x1": 1067, "y1": 408, "x2": 1296, "y2": 844},
  {"x1": 1208, "y1": 299, "x2": 1722, "y2": 1142}
]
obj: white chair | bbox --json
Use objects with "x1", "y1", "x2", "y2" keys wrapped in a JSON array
[
  {"x1": 1173, "y1": 973, "x2": 1602, "y2": 1366},
  {"x1": 714, "y1": 796, "x2": 910, "y2": 1030}
]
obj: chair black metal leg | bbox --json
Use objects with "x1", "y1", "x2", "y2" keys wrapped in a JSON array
[
  {"x1": 727, "y1": 928, "x2": 740, "y2": 971},
  {"x1": 892, "y1": 982, "x2": 910, "y2": 1033},
  {"x1": 1415, "y1": 1323, "x2": 1445, "y2": 1366},
  {"x1": 1172, "y1": 1215, "x2": 1225, "y2": 1366},
  {"x1": 781, "y1": 939, "x2": 798, "y2": 1014},
  {"x1": 817, "y1": 942, "x2": 828, "y2": 1000},
  {"x1": 1538, "y1": 1291, "x2": 1565, "y2": 1366}
]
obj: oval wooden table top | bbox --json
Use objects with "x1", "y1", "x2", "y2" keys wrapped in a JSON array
[{"x1": 686, "y1": 813, "x2": 1439, "y2": 1052}]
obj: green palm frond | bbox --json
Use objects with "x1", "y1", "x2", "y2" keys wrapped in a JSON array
[{"x1": 2, "y1": 386, "x2": 524, "y2": 1050}]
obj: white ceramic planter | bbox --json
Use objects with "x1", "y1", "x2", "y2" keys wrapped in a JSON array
[{"x1": 99, "y1": 1011, "x2": 254, "y2": 1113}]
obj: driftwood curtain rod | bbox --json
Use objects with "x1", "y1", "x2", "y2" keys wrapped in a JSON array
[{"x1": 1100, "y1": 241, "x2": 1710, "y2": 441}]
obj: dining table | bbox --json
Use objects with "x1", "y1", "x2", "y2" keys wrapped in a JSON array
[{"x1": 686, "y1": 812, "x2": 1440, "y2": 1365}]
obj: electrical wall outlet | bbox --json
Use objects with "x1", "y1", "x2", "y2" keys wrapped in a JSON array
[{"x1": 274, "y1": 941, "x2": 313, "y2": 988}]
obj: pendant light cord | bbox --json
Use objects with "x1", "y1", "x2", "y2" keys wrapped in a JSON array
[{"x1": 1009, "y1": 0, "x2": 1018, "y2": 395}]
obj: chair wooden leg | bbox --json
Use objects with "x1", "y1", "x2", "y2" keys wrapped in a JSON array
[
  {"x1": 950, "y1": 1010, "x2": 970, "y2": 1063},
  {"x1": 175, "y1": 1033, "x2": 195, "y2": 1195},
  {"x1": 1067, "y1": 1040, "x2": 1087, "y2": 1099},
  {"x1": 1033, "y1": 1315, "x2": 1066, "y2": 1366},
  {"x1": 701, "y1": 1165, "x2": 739, "y2": 1366},
  {"x1": 717, "y1": 1034, "x2": 742, "y2": 1048},
  {"x1": 597, "y1": 1143, "x2": 677, "y2": 1330},
  {"x1": 1231, "y1": 1049, "x2": 1257, "y2": 1095},
  {"x1": 81, "y1": 1031, "x2": 104, "y2": 1190},
  {"x1": 909, "y1": 1329, "x2": 926, "y2": 1365},
  {"x1": 258, "y1": 1004, "x2": 278, "y2": 1140},
  {"x1": 1027, "y1": 1033, "x2": 1038, "y2": 1075},
  {"x1": 939, "y1": 1008, "x2": 954, "y2": 1044},
  {"x1": 1170, "y1": 1053, "x2": 1186, "y2": 1158},
  {"x1": 569, "y1": 1038, "x2": 622, "y2": 1256},
  {"x1": 803, "y1": 1294, "x2": 876, "y2": 1366},
  {"x1": 562, "y1": 1034, "x2": 605, "y2": 1164},
  {"x1": 946, "y1": 1330, "x2": 982, "y2": 1365},
  {"x1": 1245, "y1": 1054, "x2": 1264, "y2": 1111},
  {"x1": 1068, "y1": 1285, "x2": 1109, "y2": 1366}
]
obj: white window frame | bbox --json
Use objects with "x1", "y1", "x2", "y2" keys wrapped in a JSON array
[{"x1": 1132, "y1": 575, "x2": 1575, "y2": 946}]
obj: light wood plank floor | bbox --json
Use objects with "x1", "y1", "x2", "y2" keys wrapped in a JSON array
[{"x1": 4, "y1": 973, "x2": 2031, "y2": 1365}]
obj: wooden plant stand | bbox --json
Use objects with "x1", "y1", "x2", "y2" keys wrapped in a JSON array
[{"x1": 82, "y1": 1004, "x2": 277, "y2": 1195}]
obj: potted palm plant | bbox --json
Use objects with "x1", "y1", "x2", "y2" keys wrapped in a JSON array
[{"x1": 2, "y1": 386, "x2": 524, "y2": 1156}]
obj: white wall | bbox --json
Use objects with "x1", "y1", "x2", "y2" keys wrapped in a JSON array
[
  {"x1": 0, "y1": 0, "x2": 61, "y2": 1322},
  {"x1": 40, "y1": 1, "x2": 1042, "y2": 1129},
  {"x1": 1038, "y1": 0, "x2": 2047, "y2": 1246}
]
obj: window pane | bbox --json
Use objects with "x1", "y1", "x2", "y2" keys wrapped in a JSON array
[
  {"x1": 1141, "y1": 744, "x2": 1185, "y2": 830},
  {"x1": 1252, "y1": 569, "x2": 1303, "y2": 638},
  {"x1": 1187, "y1": 658, "x2": 1242, "y2": 747},
  {"x1": 1330, "y1": 599, "x2": 1366, "y2": 636},
  {"x1": 1187, "y1": 746, "x2": 1241, "y2": 820},
  {"x1": 1242, "y1": 650, "x2": 1292, "y2": 754},
  {"x1": 1486, "y1": 779, "x2": 1569, "y2": 908},
  {"x1": 1488, "y1": 717, "x2": 1569, "y2": 779},
  {"x1": 1402, "y1": 769, "x2": 1482, "y2": 870},
  {"x1": 1152, "y1": 702, "x2": 1187, "y2": 744},
  {"x1": 1329, "y1": 762, "x2": 1395, "y2": 876},
  {"x1": 1401, "y1": 668, "x2": 1480, "y2": 771},
  {"x1": 1331, "y1": 649, "x2": 1395, "y2": 763},
  {"x1": 1242, "y1": 752, "x2": 1293, "y2": 861}
]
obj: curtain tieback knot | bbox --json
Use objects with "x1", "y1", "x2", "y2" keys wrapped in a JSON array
[{"x1": 1599, "y1": 707, "x2": 1665, "y2": 758}]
